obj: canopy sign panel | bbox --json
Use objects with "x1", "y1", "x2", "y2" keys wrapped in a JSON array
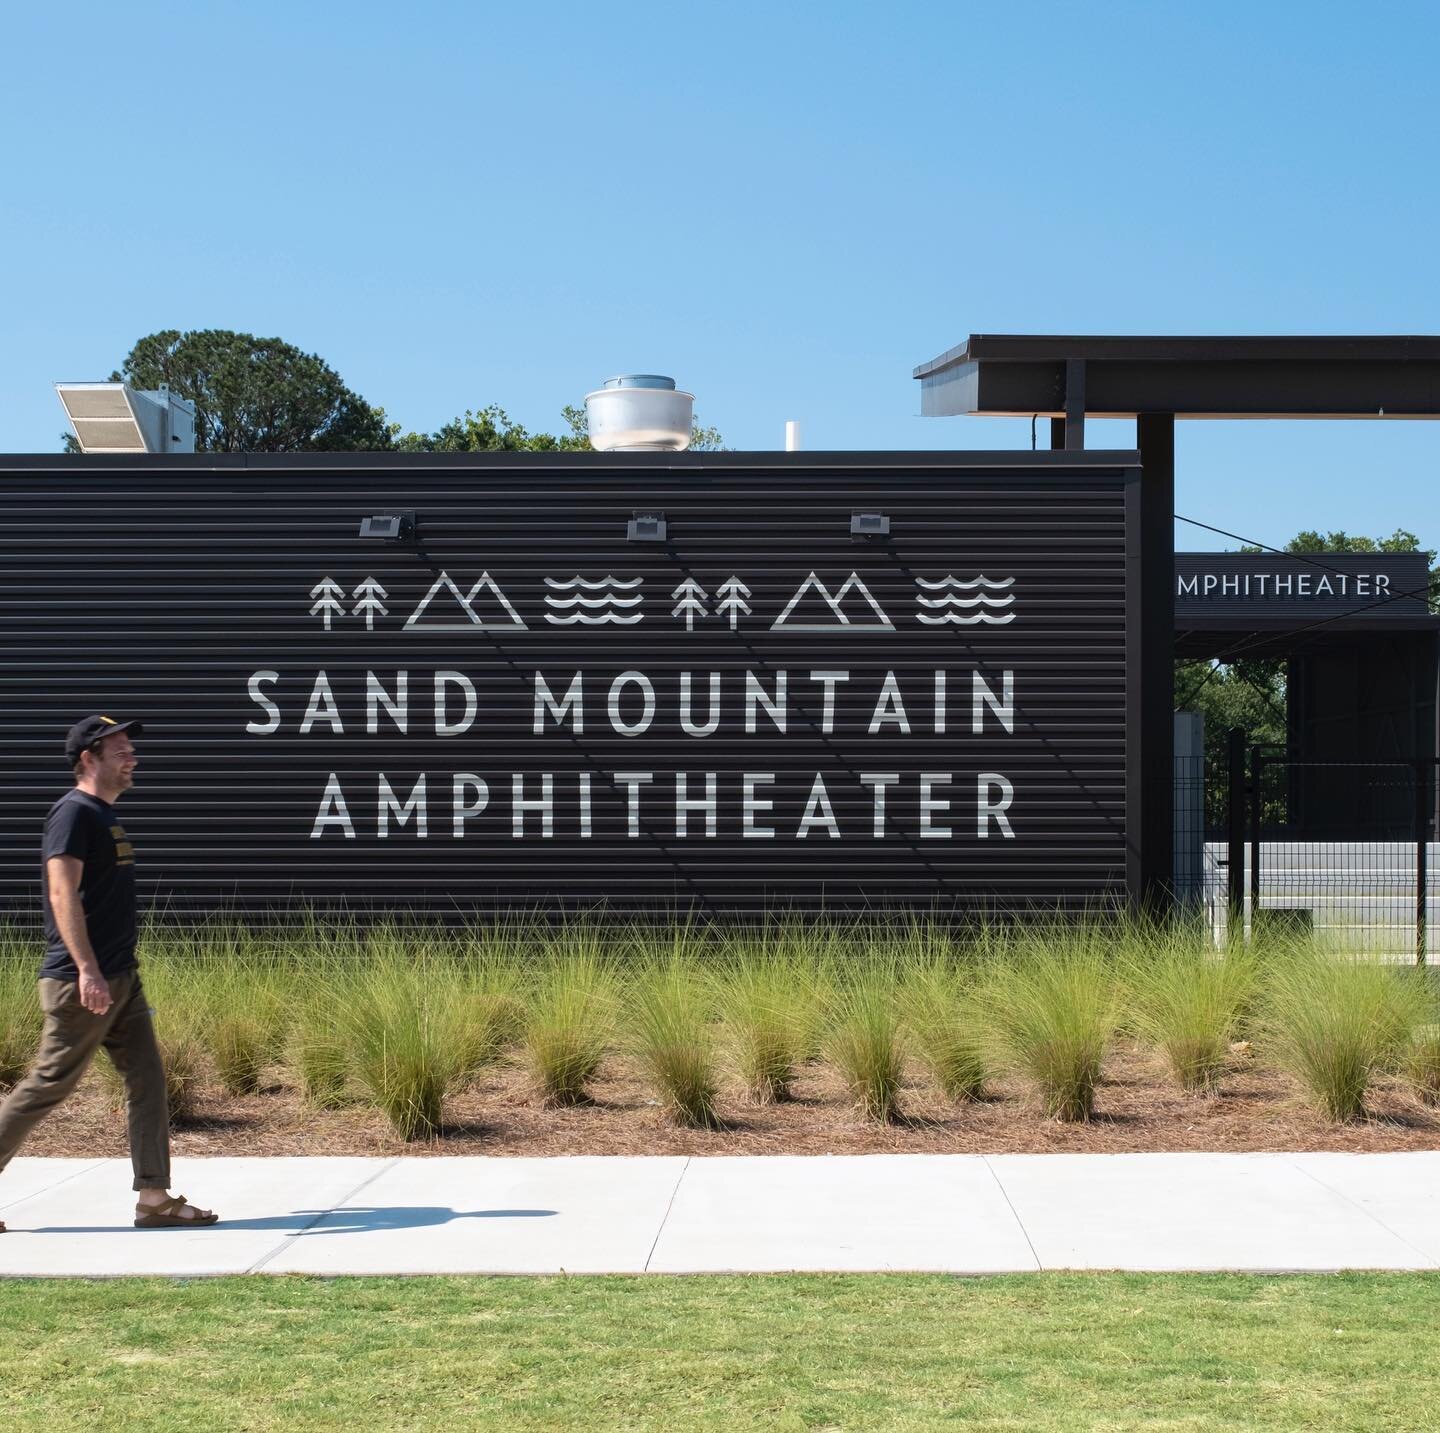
[{"x1": 1174, "y1": 552, "x2": 1432, "y2": 627}]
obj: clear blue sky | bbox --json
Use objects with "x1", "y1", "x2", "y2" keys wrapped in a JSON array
[{"x1": 3, "y1": 1, "x2": 1437, "y2": 553}]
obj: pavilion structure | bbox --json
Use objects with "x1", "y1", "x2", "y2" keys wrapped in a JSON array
[{"x1": 913, "y1": 335, "x2": 1440, "y2": 900}]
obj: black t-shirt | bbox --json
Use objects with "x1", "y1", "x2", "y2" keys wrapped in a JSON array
[{"x1": 39, "y1": 789, "x2": 138, "y2": 980}]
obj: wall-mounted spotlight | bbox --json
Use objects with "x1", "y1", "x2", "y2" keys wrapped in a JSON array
[
  {"x1": 627, "y1": 510, "x2": 668, "y2": 542},
  {"x1": 359, "y1": 511, "x2": 416, "y2": 541},
  {"x1": 850, "y1": 511, "x2": 891, "y2": 540}
]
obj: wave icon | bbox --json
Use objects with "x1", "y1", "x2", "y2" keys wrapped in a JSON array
[
  {"x1": 915, "y1": 575, "x2": 1016, "y2": 625},
  {"x1": 543, "y1": 575, "x2": 645, "y2": 625},
  {"x1": 546, "y1": 576, "x2": 643, "y2": 591},
  {"x1": 916, "y1": 576, "x2": 1014, "y2": 591}
]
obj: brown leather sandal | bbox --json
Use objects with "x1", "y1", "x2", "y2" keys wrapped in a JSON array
[{"x1": 134, "y1": 1194, "x2": 219, "y2": 1228}]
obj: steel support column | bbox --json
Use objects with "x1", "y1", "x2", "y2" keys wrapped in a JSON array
[
  {"x1": 1137, "y1": 412, "x2": 1176, "y2": 912},
  {"x1": 1227, "y1": 725, "x2": 1246, "y2": 933},
  {"x1": 1416, "y1": 758, "x2": 1429, "y2": 966},
  {"x1": 1064, "y1": 360, "x2": 1086, "y2": 449}
]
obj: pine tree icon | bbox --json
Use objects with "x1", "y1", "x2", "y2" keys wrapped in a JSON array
[
  {"x1": 309, "y1": 577, "x2": 346, "y2": 631},
  {"x1": 352, "y1": 577, "x2": 389, "y2": 631},
  {"x1": 716, "y1": 576, "x2": 752, "y2": 630},
  {"x1": 671, "y1": 578, "x2": 709, "y2": 632}
]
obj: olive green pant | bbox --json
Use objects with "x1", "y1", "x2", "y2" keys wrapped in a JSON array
[{"x1": 0, "y1": 969, "x2": 170, "y2": 1192}]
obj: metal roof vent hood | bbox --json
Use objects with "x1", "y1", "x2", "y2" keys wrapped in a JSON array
[
  {"x1": 584, "y1": 374, "x2": 693, "y2": 451},
  {"x1": 56, "y1": 382, "x2": 197, "y2": 453}
]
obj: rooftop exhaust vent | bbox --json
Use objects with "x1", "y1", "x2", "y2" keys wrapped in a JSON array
[
  {"x1": 56, "y1": 382, "x2": 197, "y2": 454},
  {"x1": 584, "y1": 374, "x2": 693, "y2": 452}
]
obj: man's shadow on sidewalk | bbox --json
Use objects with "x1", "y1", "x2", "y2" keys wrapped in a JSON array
[{"x1": 32, "y1": 1207, "x2": 558, "y2": 1235}]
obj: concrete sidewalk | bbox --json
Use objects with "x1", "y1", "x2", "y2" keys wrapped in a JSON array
[{"x1": 2, "y1": 1152, "x2": 1439, "y2": 1278}]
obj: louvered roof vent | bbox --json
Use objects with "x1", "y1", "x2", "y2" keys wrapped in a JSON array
[{"x1": 56, "y1": 382, "x2": 197, "y2": 453}]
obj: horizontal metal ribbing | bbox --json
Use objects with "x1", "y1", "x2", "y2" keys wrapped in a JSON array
[{"x1": 0, "y1": 459, "x2": 1137, "y2": 920}]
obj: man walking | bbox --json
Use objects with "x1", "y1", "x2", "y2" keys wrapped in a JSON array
[{"x1": 0, "y1": 716, "x2": 217, "y2": 1231}]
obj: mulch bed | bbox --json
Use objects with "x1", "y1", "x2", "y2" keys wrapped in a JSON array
[{"x1": 15, "y1": 1041, "x2": 1440, "y2": 1158}]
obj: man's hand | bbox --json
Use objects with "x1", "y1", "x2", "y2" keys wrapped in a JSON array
[{"x1": 78, "y1": 968, "x2": 112, "y2": 1015}]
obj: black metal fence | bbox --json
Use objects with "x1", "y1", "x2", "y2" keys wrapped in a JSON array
[
  {"x1": 1211, "y1": 728, "x2": 1437, "y2": 961},
  {"x1": 1173, "y1": 726, "x2": 1207, "y2": 909}
]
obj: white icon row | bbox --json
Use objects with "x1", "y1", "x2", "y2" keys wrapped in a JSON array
[{"x1": 308, "y1": 571, "x2": 1015, "y2": 633}]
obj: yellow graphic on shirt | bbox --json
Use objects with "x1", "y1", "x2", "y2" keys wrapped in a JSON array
[{"x1": 110, "y1": 824, "x2": 135, "y2": 865}]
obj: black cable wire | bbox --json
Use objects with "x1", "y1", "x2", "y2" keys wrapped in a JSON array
[
  {"x1": 1175, "y1": 654, "x2": 1287, "y2": 720},
  {"x1": 1233, "y1": 662, "x2": 1289, "y2": 727},
  {"x1": 1175, "y1": 513, "x2": 1435, "y2": 586},
  {"x1": 1205, "y1": 594, "x2": 1429, "y2": 668},
  {"x1": 1175, "y1": 659, "x2": 1222, "y2": 708}
]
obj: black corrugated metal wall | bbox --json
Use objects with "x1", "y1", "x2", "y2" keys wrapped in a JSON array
[{"x1": 0, "y1": 452, "x2": 1140, "y2": 920}]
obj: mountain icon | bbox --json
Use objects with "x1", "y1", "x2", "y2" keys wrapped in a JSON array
[
  {"x1": 404, "y1": 571, "x2": 528, "y2": 631},
  {"x1": 770, "y1": 572, "x2": 894, "y2": 631}
]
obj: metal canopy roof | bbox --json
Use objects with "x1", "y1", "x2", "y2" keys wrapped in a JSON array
[
  {"x1": 1174, "y1": 618, "x2": 1439, "y2": 663},
  {"x1": 914, "y1": 334, "x2": 1440, "y2": 420}
]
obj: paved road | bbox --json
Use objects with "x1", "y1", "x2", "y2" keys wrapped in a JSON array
[
  {"x1": 3, "y1": 1153, "x2": 1440, "y2": 1277},
  {"x1": 1202, "y1": 841, "x2": 1438, "y2": 957}
]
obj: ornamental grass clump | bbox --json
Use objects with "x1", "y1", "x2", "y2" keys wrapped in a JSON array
[
  {"x1": 288, "y1": 989, "x2": 350, "y2": 1109},
  {"x1": 155, "y1": 1017, "x2": 208, "y2": 1120},
  {"x1": 876, "y1": 913, "x2": 956, "y2": 968},
  {"x1": 210, "y1": 1004, "x2": 274, "y2": 1095},
  {"x1": 342, "y1": 954, "x2": 472, "y2": 1141},
  {"x1": 0, "y1": 955, "x2": 42, "y2": 1090},
  {"x1": 109, "y1": 950, "x2": 209, "y2": 1122},
  {"x1": 523, "y1": 935, "x2": 615, "y2": 1106},
  {"x1": 899, "y1": 956, "x2": 988, "y2": 1103},
  {"x1": 1406, "y1": 1019, "x2": 1440, "y2": 1104},
  {"x1": 628, "y1": 958, "x2": 721, "y2": 1128},
  {"x1": 204, "y1": 952, "x2": 292, "y2": 1096},
  {"x1": 456, "y1": 909, "x2": 538, "y2": 970},
  {"x1": 453, "y1": 989, "x2": 521, "y2": 1087},
  {"x1": 446, "y1": 936, "x2": 527, "y2": 1088},
  {"x1": 713, "y1": 945, "x2": 819, "y2": 1103},
  {"x1": 1262, "y1": 949, "x2": 1428, "y2": 1121},
  {"x1": 980, "y1": 934, "x2": 1115, "y2": 1122},
  {"x1": 823, "y1": 961, "x2": 906, "y2": 1122},
  {"x1": 265, "y1": 917, "x2": 351, "y2": 1108},
  {"x1": 1121, "y1": 931, "x2": 1256, "y2": 1093}
]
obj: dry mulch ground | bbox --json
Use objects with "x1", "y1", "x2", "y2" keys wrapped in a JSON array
[{"x1": 16, "y1": 1041, "x2": 1440, "y2": 1158}]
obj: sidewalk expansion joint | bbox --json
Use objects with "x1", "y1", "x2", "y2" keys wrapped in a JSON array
[
  {"x1": 1284, "y1": 1155, "x2": 1440, "y2": 1269},
  {"x1": 244, "y1": 1158, "x2": 401, "y2": 1274},
  {"x1": 0, "y1": 1158, "x2": 113, "y2": 1214},
  {"x1": 643, "y1": 1156, "x2": 691, "y2": 1272},
  {"x1": 981, "y1": 1156, "x2": 1043, "y2": 1272}
]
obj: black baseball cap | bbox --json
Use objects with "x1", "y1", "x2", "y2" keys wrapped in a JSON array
[{"x1": 65, "y1": 715, "x2": 143, "y2": 764}]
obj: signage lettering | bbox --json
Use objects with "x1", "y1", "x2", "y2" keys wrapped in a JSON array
[
  {"x1": 255, "y1": 665, "x2": 1023, "y2": 843},
  {"x1": 1176, "y1": 568, "x2": 1394, "y2": 601},
  {"x1": 301, "y1": 766, "x2": 1021, "y2": 842}
]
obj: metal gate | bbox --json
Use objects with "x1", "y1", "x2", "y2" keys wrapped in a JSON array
[{"x1": 1213, "y1": 728, "x2": 1437, "y2": 961}]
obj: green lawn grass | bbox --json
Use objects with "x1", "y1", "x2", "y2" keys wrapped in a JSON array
[{"x1": 2, "y1": 1273, "x2": 1437, "y2": 1430}]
